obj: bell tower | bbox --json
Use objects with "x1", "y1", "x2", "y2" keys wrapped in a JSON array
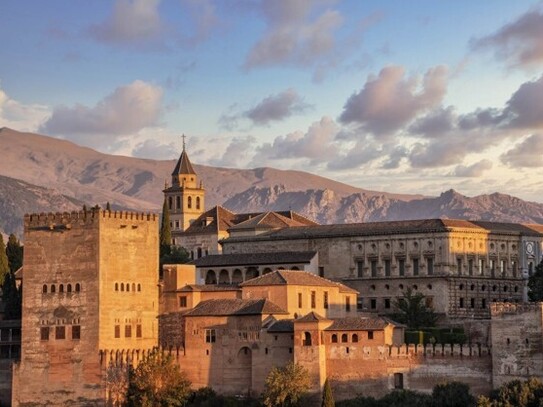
[{"x1": 163, "y1": 136, "x2": 205, "y2": 235}]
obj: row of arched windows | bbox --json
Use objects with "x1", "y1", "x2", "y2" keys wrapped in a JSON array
[
  {"x1": 167, "y1": 196, "x2": 201, "y2": 211},
  {"x1": 114, "y1": 282, "x2": 142, "y2": 292},
  {"x1": 301, "y1": 332, "x2": 368, "y2": 346},
  {"x1": 42, "y1": 283, "x2": 81, "y2": 294}
]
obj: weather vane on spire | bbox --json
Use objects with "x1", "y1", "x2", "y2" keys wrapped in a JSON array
[{"x1": 182, "y1": 134, "x2": 186, "y2": 151}]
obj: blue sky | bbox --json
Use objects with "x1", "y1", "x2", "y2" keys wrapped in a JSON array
[{"x1": 1, "y1": 1, "x2": 543, "y2": 202}]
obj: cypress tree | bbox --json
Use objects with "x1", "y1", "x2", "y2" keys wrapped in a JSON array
[
  {"x1": 322, "y1": 378, "x2": 335, "y2": 407},
  {"x1": 6, "y1": 234, "x2": 23, "y2": 273},
  {"x1": 0, "y1": 235, "x2": 9, "y2": 286},
  {"x1": 160, "y1": 198, "x2": 172, "y2": 248},
  {"x1": 106, "y1": 201, "x2": 111, "y2": 211}
]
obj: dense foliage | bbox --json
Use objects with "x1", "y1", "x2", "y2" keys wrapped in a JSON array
[
  {"x1": 527, "y1": 260, "x2": 543, "y2": 301},
  {"x1": 477, "y1": 378, "x2": 543, "y2": 407},
  {"x1": 127, "y1": 350, "x2": 192, "y2": 407},
  {"x1": 187, "y1": 387, "x2": 261, "y2": 407},
  {"x1": 322, "y1": 378, "x2": 335, "y2": 407},
  {"x1": 263, "y1": 362, "x2": 311, "y2": 407},
  {"x1": 391, "y1": 288, "x2": 438, "y2": 330},
  {"x1": 1, "y1": 233, "x2": 23, "y2": 319}
]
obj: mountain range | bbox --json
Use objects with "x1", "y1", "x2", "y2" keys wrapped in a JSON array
[{"x1": 1, "y1": 127, "x2": 542, "y2": 238}]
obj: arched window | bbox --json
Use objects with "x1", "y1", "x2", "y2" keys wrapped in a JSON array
[
  {"x1": 126, "y1": 283, "x2": 130, "y2": 292},
  {"x1": 341, "y1": 333, "x2": 348, "y2": 343},
  {"x1": 114, "y1": 283, "x2": 118, "y2": 292},
  {"x1": 188, "y1": 196, "x2": 192, "y2": 209},
  {"x1": 75, "y1": 283, "x2": 81, "y2": 292},
  {"x1": 67, "y1": 284, "x2": 72, "y2": 293},
  {"x1": 42, "y1": 284, "x2": 48, "y2": 294},
  {"x1": 263, "y1": 268, "x2": 273, "y2": 274},
  {"x1": 303, "y1": 332, "x2": 312, "y2": 346},
  {"x1": 51, "y1": 285, "x2": 56, "y2": 293},
  {"x1": 176, "y1": 196, "x2": 181, "y2": 209},
  {"x1": 205, "y1": 270, "x2": 217, "y2": 285},
  {"x1": 291, "y1": 266, "x2": 300, "y2": 271},
  {"x1": 121, "y1": 283, "x2": 124, "y2": 292},
  {"x1": 168, "y1": 196, "x2": 173, "y2": 210},
  {"x1": 196, "y1": 197, "x2": 201, "y2": 209},
  {"x1": 352, "y1": 334, "x2": 359, "y2": 343},
  {"x1": 331, "y1": 334, "x2": 338, "y2": 343},
  {"x1": 137, "y1": 284, "x2": 141, "y2": 292},
  {"x1": 232, "y1": 269, "x2": 243, "y2": 284},
  {"x1": 132, "y1": 283, "x2": 136, "y2": 292},
  {"x1": 59, "y1": 284, "x2": 64, "y2": 293},
  {"x1": 219, "y1": 269, "x2": 229, "y2": 285},
  {"x1": 246, "y1": 267, "x2": 259, "y2": 280},
  {"x1": 197, "y1": 248, "x2": 202, "y2": 258}
]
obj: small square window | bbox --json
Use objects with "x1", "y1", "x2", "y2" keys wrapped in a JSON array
[
  {"x1": 368, "y1": 331, "x2": 374, "y2": 340},
  {"x1": 72, "y1": 325, "x2": 80, "y2": 340},
  {"x1": 179, "y1": 296, "x2": 187, "y2": 308}
]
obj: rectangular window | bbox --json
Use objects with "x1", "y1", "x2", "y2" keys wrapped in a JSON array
[
  {"x1": 72, "y1": 325, "x2": 80, "y2": 340},
  {"x1": 490, "y1": 259, "x2": 496, "y2": 277},
  {"x1": 55, "y1": 326, "x2": 65, "y2": 340},
  {"x1": 318, "y1": 267, "x2": 324, "y2": 277},
  {"x1": 179, "y1": 296, "x2": 187, "y2": 308},
  {"x1": 481, "y1": 299, "x2": 486, "y2": 309},
  {"x1": 357, "y1": 260, "x2": 364, "y2": 278},
  {"x1": 370, "y1": 299, "x2": 377, "y2": 309},
  {"x1": 459, "y1": 298, "x2": 465, "y2": 308},
  {"x1": 298, "y1": 293, "x2": 303, "y2": 308},
  {"x1": 311, "y1": 291, "x2": 316, "y2": 309},
  {"x1": 371, "y1": 260, "x2": 378, "y2": 278},
  {"x1": 399, "y1": 259, "x2": 405, "y2": 276},
  {"x1": 385, "y1": 259, "x2": 391, "y2": 277},
  {"x1": 323, "y1": 292, "x2": 329, "y2": 309},
  {"x1": 511, "y1": 261, "x2": 517, "y2": 277},
  {"x1": 384, "y1": 298, "x2": 391, "y2": 309},
  {"x1": 205, "y1": 329, "x2": 216, "y2": 343},
  {"x1": 394, "y1": 373, "x2": 404, "y2": 389},
  {"x1": 470, "y1": 298, "x2": 475, "y2": 309},
  {"x1": 346, "y1": 296, "x2": 351, "y2": 312},
  {"x1": 413, "y1": 258, "x2": 419, "y2": 276},
  {"x1": 136, "y1": 324, "x2": 142, "y2": 338},
  {"x1": 468, "y1": 259, "x2": 474, "y2": 276},
  {"x1": 501, "y1": 260, "x2": 507, "y2": 276},
  {"x1": 368, "y1": 331, "x2": 374, "y2": 340},
  {"x1": 114, "y1": 325, "x2": 120, "y2": 338},
  {"x1": 40, "y1": 327, "x2": 49, "y2": 341},
  {"x1": 175, "y1": 221, "x2": 180, "y2": 229},
  {"x1": 479, "y1": 259, "x2": 485, "y2": 275},
  {"x1": 427, "y1": 258, "x2": 434, "y2": 275},
  {"x1": 457, "y1": 258, "x2": 463, "y2": 275},
  {"x1": 125, "y1": 325, "x2": 132, "y2": 338},
  {"x1": 357, "y1": 297, "x2": 363, "y2": 310}
]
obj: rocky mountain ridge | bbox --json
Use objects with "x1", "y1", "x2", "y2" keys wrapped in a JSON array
[{"x1": 1, "y1": 127, "x2": 542, "y2": 237}]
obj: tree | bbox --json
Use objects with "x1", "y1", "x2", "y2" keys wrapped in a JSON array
[
  {"x1": 322, "y1": 378, "x2": 335, "y2": 407},
  {"x1": 6, "y1": 234, "x2": 23, "y2": 274},
  {"x1": 481, "y1": 378, "x2": 543, "y2": 407},
  {"x1": 127, "y1": 350, "x2": 191, "y2": 407},
  {"x1": 527, "y1": 260, "x2": 543, "y2": 301},
  {"x1": 263, "y1": 362, "x2": 311, "y2": 407},
  {"x1": 161, "y1": 246, "x2": 190, "y2": 266},
  {"x1": 160, "y1": 198, "x2": 172, "y2": 249},
  {"x1": 1, "y1": 233, "x2": 23, "y2": 319},
  {"x1": 431, "y1": 382, "x2": 475, "y2": 407},
  {"x1": 0, "y1": 235, "x2": 9, "y2": 286},
  {"x1": 392, "y1": 288, "x2": 438, "y2": 330},
  {"x1": 106, "y1": 201, "x2": 111, "y2": 211}
]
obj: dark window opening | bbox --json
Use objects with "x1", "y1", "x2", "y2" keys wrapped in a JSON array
[
  {"x1": 303, "y1": 332, "x2": 312, "y2": 346},
  {"x1": 341, "y1": 333, "x2": 348, "y2": 343},
  {"x1": 357, "y1": 260, "x2": 364, "y2": 278},
  {"x1": 394, "y1": 373, "x2": 404, "y2": 389},
  {"x1": 40, "y1": 327, "x2": 49, "y2": 341},
  {"x1": 399, "y1": 259, "x2": 405, "y2": 276},
  {"x1": 385, "y1": 259, "x2": 391, "y2": 277},
  {"x1": 136, "y1": 325, "x2": 142, "y2": 338},
  {"x1": 205, "y1": 329, "x2": 216, "y2": 343},
  {"x1": 331, "y1": 334, "x2": 338, "y2": 343},
  {"x1": 413, "y1": 258, "x2": 419, "y2": 276},
  {"x1": 179, "y1": 296, "x2": 187, "y2": 307},
  {"x1": 371, "y1": 260, "x2": 378, "y2": 277},
  {"x1": 352, "y1": 334, "x2": 359, "y2": 343},
  {"x1": 370, "y1": 299, "x2": 377, "y2": 309},
  {"x1": 368, "y1": 331, "x2": 374, "y2": 340},
  {"x1": 311, "y1": 291, "x2": 316, "y2": 309},
  {"x1": 55, "y1": 326, "x2": 65, "y2": 340},
  {"x1": 427, "y1": 257, "x2": 434, "y2": 275},
  {"x1": 324, "y1": 292, "x2": 329, "y2": 309},
  {"x1": 72, "y1": 325, "x2": 80, "y2": 340},
  {"x1": 125, "y1": 325, "x2": 132, "y2": 338},
  {"x1": 114, "y1": 325, "x2": 120, "y2": 338}
]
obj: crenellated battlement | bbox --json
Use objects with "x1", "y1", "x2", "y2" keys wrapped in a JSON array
[
  {"x1": 490, "y1": 301, "x2": 543, "y2": 316},
  {"x1": 386, "y1": 343, "x2": 491, "y2": 358},
  {"x1": 24, "y1": 209, "x2": 158, "y2": 230}
]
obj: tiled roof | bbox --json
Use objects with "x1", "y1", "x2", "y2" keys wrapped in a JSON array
[
  {"x1": 296, "y1": 312, "x2": 329, "y2": 323},
  {"x1": 240, "y1": 270, "x2": 358, "y2": 294},
  {"x1": 192, "y1": 251, "x2": 317, "y2": 268},
  {"x1": 171, "y1": 148, "x2": 196, "y2": 175},
  {"x1": 325, "y1": 316, "x2": 393, "y2": 331},
  {"x1": 179, "y1": 284, "x2": 241, "y2": 292},
  {"x1": 267, "y1": 319, "x2": 295, "y2": 333},
  {"x1": 229, "y1": 212, "x2": 308, "y2": 231},
  {"x1": 224, "y1": 218, "x2": 543, "y2": 242},
  {"x1": 182, "y1": 206, "x2": 318, "y2": 235},
  {"x1": 184, "y1": 298, "x2": 288, "y2": 316}
]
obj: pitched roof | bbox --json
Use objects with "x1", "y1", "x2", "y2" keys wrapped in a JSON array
[
  {"x1": 325, "y1": 316, "x2": 393, "y2": 331},
  {"x1": 179, "y1": 284, "x2": 241, "y2": 292},
  {"x1": 296, "y1": 312, "x2": 330, "y2": 323},
  {"x1": 240, "y1": 270, "x2": 358, "y2": 294},
  {"x1": 267, "y1": 319, "x2": 295, "y2": 333},
  {"x1": 192, "y1": 251, "x2": 317, "y2": 268},
  {"x1": 228, "y1": 212, "x2": 309, "y2": 231},
  {"x1": 172, "y1": 148, "x2": 196, "y2": 176},
  {"x1": 184, "y1": 298, "x2": 288, "y2": 316},
  {"x1": 224, "y1": 218, "x2": 543, "y2": 242}
]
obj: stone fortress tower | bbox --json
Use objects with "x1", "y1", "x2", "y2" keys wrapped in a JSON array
[
  {"x1": 163, "y1": 136, "x2": 206, "y2": 242},
  {"x1": 12, "y1": 209, "x2": 159, "y2": 406}
]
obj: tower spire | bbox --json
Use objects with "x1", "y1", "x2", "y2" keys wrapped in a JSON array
[{"x1": 182, "y1": 134, "x2": 186, "y2": 152}]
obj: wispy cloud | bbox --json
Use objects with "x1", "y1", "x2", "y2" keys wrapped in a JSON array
[{"x1": 501, "y1": 134, "x2": 543, "y2": 168}]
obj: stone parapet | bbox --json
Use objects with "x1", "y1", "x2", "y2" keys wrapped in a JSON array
[
  {"x1": 490, "y1": 302, "x2": 543, "y2": 316},
  {"x1": 24, "y1": 209, "x2": 157, "y2": 229}
]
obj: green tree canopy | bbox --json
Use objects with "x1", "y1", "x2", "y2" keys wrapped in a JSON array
[
  {"x1": 127, "y1": 350, "x2": 191, "y2": 407},
  {"x1": 477, "y1": 378, "x2": 543, "y2": 407},
  {"x1": 527, "y1": 260, "x2": 543, "y2": 301},
  {"x1": 263, "y1": 362, "x2": 311, "y2": 407},
  {"x1": 322, "y1": 378, "x2": 335, "y2": 407},
  {"x1": 432, "y1": 382, "x2": 475, "y2": 407},
  {"x1": 160, "y1": 198, "x2": 172, "y2": 248},
  {"x1": 392, "y1": 288, "x2": 438, "y2": 330},
  {"x1": 0, "y1": 235, "x2": 9, "y2": 286},
  {"x1": 6, "y1": 234, "x2": 23, "y2": 274}
]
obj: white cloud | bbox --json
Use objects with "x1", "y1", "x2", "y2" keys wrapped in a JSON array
[
  {"x1": 0, "y1": 85, "x2": 50, "y2": 132},
  {"x1": 40, "y1": 80, "x2": 163, "y2": 148},
  {"x1": 501, "y1": 134, "x2": 543, "y2": 168},
  {"x1": 451, "y1": 160, "x2": 493, "y2": 177}
]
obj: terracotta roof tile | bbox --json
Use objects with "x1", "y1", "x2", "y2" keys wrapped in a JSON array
[
  {"x1": 179, "y1": 284, "x2": 241, "y2": 292},
  {"x1": 325, "y1": 316, "x2": 393, "y2": 331},
  {"x1": 240, "y1": 270, "x2": 358, "y2": 294},
  {"x1": 267, "y1": 319, "x2": 295, "y2": 333},
  {"x1": 295, "y1": 312, "x2": 330, "y2": 323},
  {"x1": 184, "y1": 298, "x2": 288, "y2": 316}
]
